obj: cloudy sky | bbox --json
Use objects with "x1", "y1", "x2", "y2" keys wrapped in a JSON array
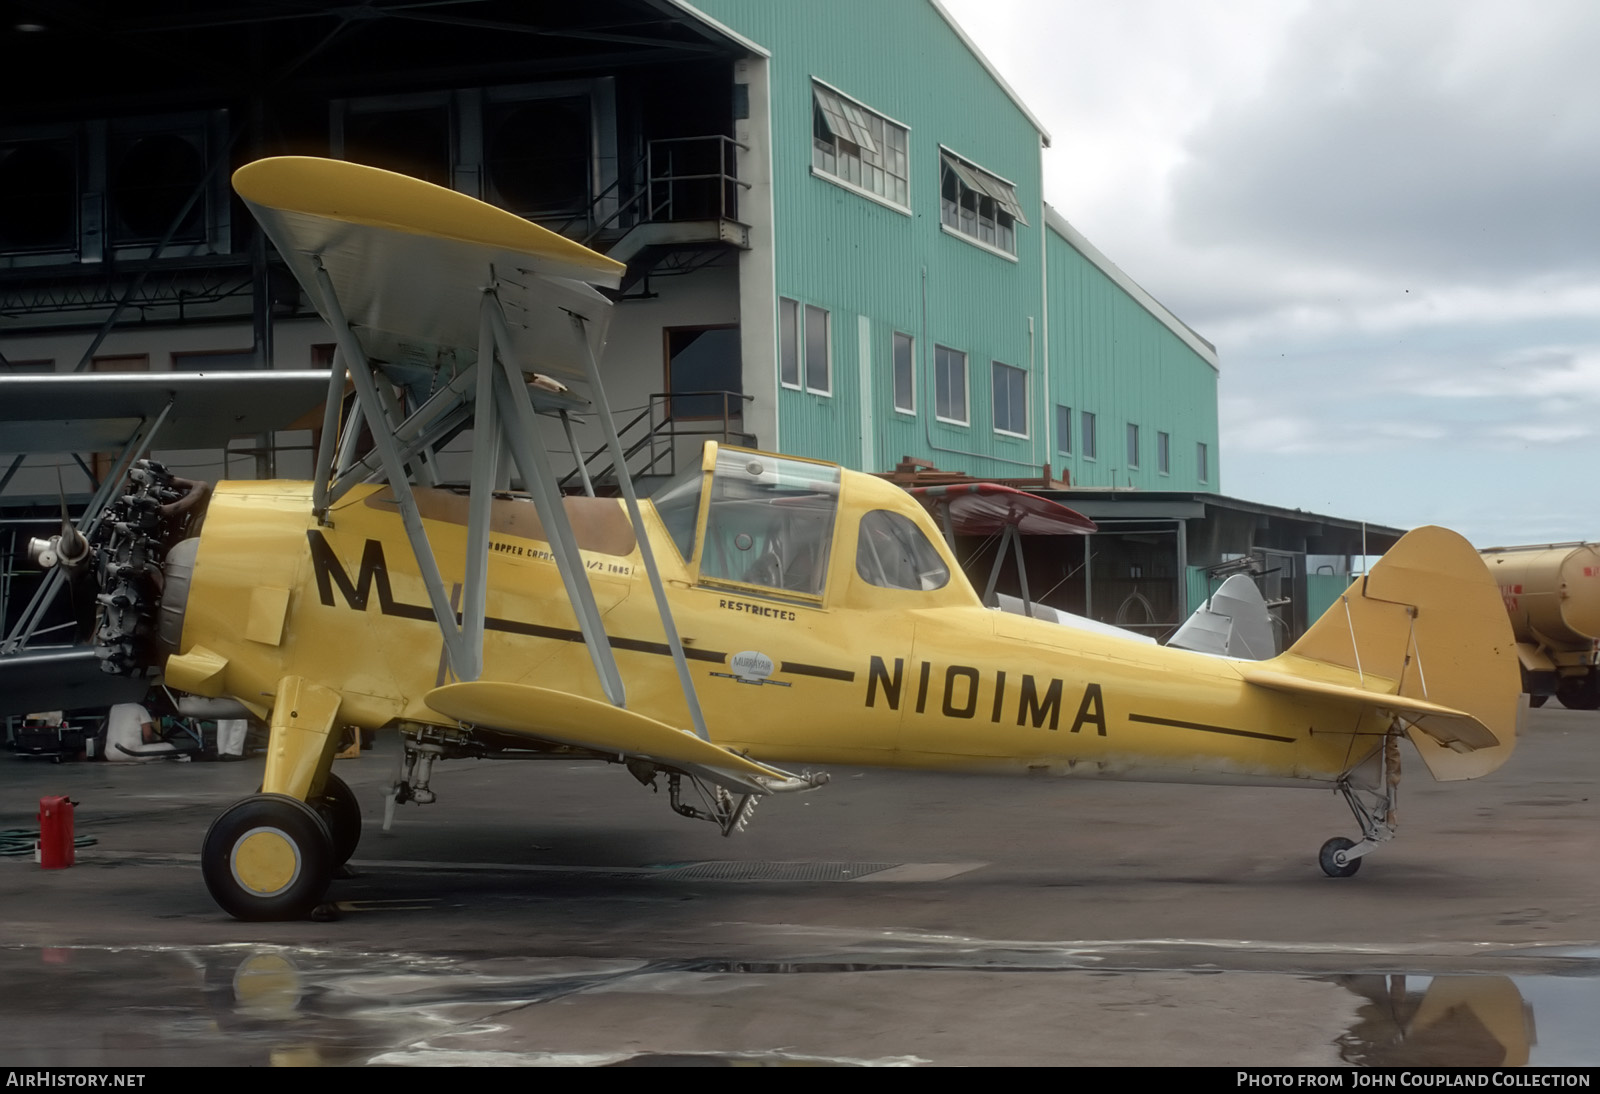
[{"x1": 940, "y1": 0, "x2": 1600, "y2": 548}]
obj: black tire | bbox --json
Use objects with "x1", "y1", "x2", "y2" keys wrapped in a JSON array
[
  {"x1": 1555, "y1": 676, "x2": 1600, "y2": 711},
  {"x1": 313, "y1": 772, "x2": 362, "y2": 867},
  {"x1": 1318, "y1": 836, "x2": 1361, "y2": 878},
  {"x1": 202, "y1": 794, "x2": 333, "y2": 921},
  {"x1": 1529, "y1": 694, "x2": 1549, "y2": 709}
]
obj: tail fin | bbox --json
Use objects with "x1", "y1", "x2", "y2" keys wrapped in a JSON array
[{"x1": 1251, "y1": 526, "x2": 1520, "y2": 781}]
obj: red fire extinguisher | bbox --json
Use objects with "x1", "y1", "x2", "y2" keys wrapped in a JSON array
[{"x1": 38, "y1": 796, "x2": 75, "y2": 869}]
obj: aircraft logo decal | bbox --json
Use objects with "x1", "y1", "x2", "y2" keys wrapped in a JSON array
[{"x1": 711, "y1": 649, "x2": 791, "y2": 687}]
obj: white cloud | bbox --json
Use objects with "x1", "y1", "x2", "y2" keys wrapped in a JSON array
[{"x1": 939, "y1": 0, "x2": 1600, "y2": 542}]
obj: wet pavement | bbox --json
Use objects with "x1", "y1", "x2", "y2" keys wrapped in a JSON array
[{"x1": 3, "y1": 706, "x2": 1597, "y2": 1066}]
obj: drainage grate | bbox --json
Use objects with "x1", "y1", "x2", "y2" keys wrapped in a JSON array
[{"x1": 654, "y1": 861, "x2": 902, "y2": 882}]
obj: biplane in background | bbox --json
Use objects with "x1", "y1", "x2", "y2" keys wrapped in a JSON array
[
  {"x1": 909, "y1": 479, "x2": 1278, "y2": 658},
  {"x1": 20, "y1": 157, "x2": 1521, "y2": 921}
]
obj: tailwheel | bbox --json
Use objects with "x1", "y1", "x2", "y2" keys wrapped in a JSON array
[
  {"x1": 312, "y1": 773, "x2": 362, "y2": 867},
  {"x1": 202, "y1": 794, "x2": 334, "y2": 921},
  {"x1": 1318, "y1": 836, "x2": 1361, "y2": 878}
]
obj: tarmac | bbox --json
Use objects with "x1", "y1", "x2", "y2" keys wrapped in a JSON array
[{"x1": 2, "y1": 704, "x2": 1597, "y2": 1067}]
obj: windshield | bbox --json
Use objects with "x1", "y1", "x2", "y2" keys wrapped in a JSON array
[
  {"x1": 699, "y1": 449, "x2": 840, "y2": 598},
  {"x1": 646, "y1": 464, "x2": 703, "y2": 562}
]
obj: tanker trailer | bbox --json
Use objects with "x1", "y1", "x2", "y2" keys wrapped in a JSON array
[{"x1": 1480, "y1": 542, "x2": 1600, "y2": 709}]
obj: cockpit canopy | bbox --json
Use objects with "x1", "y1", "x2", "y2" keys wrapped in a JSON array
[{"x1": 648, "y1": 443, "x2": 958, "y2": 607}]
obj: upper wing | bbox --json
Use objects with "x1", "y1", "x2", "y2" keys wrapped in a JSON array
[
  {"x1": 910, "y1": 482, "x2": 1097, "y2": 536},
  {"x1": 234, "y1": 157, "x2": 625, "y2": 398},
  {"x1": 0, "y1": 648, "x2": 148, "y2": 717},
  {"x1": 0, "y1": 370, "x2": 332, "y2": 453}
]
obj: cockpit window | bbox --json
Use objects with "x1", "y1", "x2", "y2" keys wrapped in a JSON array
[
  {"x1": 856, "y1": 509, "x2": 950, "y2": 591},
  {"x1": 699, "y1": 449, "x2": 839, "y2": 598},
  {"x1": 646, "y1": 465, "x2": 703, "y2": 562}
]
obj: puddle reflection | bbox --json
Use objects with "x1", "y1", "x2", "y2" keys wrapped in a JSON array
[
  {"x1": 1, "y1": 945, "x2": 1593, "y2": 1066},
  {"x1": 1332, "y1": 975, "x2": 1533, "y2": 1067}
]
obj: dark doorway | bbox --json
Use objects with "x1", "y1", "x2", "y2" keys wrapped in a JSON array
[{"x1": 666, "y1": 326, "x2": 741, "y2": 421}]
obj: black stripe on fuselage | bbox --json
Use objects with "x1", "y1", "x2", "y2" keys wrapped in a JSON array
[
  {"x1": 1127, "y1": 712, "x2": 1296, "y2": 743},
  {"x1": 780, "y1": 661, "x2": 856, "y2": 681},
  {"x1": 309, "y1": 531, "x2": 856, "y2": 677}
]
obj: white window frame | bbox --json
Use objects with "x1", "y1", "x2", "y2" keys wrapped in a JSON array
[
  {"x1": 991, "y1": 361, "x2": 1029, "y2": 439},
  {"x1": 892, "y1": 331, "x2": 916, "y2": 415},
  {"x1": 934, "y1": 344, "x2": 969, "y2": 426},
  {"x1": 1197, "y1": 442, "x2": 1210, "y2": 484},
  {"x1": 939, "y1": 145, "x2": 1026, "y2": 259},
  {"x1": 1157, "y1": 431, "x2": 1171, "y2": 476},
  {"x1": 1055, "y1": 404, "x2": 1072, "y2": 455},
  {"x1": 779, "y1": 297, "x2": 801, "y2": 390},
  {"x1": 1081, "y1": 411, "x2": 1098, "y2": 460},
  {"x1": 804, "y1": 303, "x2": 832, "y2": 396},
  {"x1": 1126, "y1": 423, "x2": 1140, "y2": 470},
  {"x1": 811, "y1": 79, "x2": 911, "y2": 214}
]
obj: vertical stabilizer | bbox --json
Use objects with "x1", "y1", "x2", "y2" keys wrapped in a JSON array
[{"x1": 1275, "y1": 526, "x2": 1520, "y2": 780}]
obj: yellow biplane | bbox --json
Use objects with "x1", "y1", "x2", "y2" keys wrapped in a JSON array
[{"x1": 38, "y1": 158, "x2": 1521, "y2": 920}]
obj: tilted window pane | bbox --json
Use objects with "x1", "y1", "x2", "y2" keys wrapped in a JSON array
[{"x1": 805, "y1": 304, "x2": 830, "y2": 393}]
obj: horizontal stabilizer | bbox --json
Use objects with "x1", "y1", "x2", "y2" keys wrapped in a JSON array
[
  {"x1": 1237, "y1": 666, "x2": 1500, "y2": 751},
  {"x1": 423, "y1": 682, "x2": 790, "y2": 791}
]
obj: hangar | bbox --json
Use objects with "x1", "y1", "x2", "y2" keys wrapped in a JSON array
[{"x1": 1, "y1": 0, "x2": 1389, "y2": 696}]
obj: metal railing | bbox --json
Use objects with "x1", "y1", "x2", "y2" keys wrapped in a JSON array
[
  {"x1": 560, "y1": 390, "x2": 754, "y2": 492},
  {"x1": 557, "y1": 135, "x2": 750, "y2": 247}
]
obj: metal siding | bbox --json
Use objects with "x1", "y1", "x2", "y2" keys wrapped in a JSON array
[
  {"x1": 1045, "y1": 229, "x2": 1220, "y2": 492},
  {"x1": 696, "y1": 1, "x2": 1217, "y2": 487},
  {"x1": 700, "y1": 0, "x2": 1047, "y2": 474}
]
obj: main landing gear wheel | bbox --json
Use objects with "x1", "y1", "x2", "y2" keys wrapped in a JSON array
[
  {"x1": 1319, "y1": 836, "x2": 1361, "y2": 879},
  {"x1": 312, "y1": 773, "x2": 362, "y2": 867},
  {"x1": 202, "y1": 794, "x2": 334, "y2": 921}
]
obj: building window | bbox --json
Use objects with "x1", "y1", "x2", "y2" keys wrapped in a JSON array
[
  {"x1": 934, "y1": 345, "x2": 968, "y2": 425},
  {"x1": 892, "y1": 332, "x2": 915, "y2": 413},
  {"x1": 1055, "y1": 405, "x2": 1072, "y2": 455},
  {"x1": 780, "y1": 298, "x2": 830, "y2": 395},
  {"x1": 1197, "y1": 442, "x2": 1210, "y2": 484},
  {"x1": 1157, "y1": 431, "x2": 1171, "y2": 475},
  {"x1": 812, "y1": 82, "x2": 909, "y2": 208},
  {"x1": 1081, "y1": 411, "x2": 1098, "y2": 460},
  {"x1": 1126, "y1": 423, "x2": 1140, "y2": 469},
  {"x1": 991, "y1": 362, "x2": 1028, "y2": 437},
  {"x1": 779, "y1": 298, "x2": 800, "y2": 388},
  {"x1": 940, "y1": 149, "x2": 1026, "y2": 255},
  {"x1": 804, "y1": 304, "x2": 830, "y2": 394}
]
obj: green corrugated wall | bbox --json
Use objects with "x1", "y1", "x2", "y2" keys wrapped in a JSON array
[
  {"x1": 697, "y1": 0, "x2": 1218, "y2": 488},
  {"x1": 1046, "y1": 231, "x2": 1220, "y2": 492}
]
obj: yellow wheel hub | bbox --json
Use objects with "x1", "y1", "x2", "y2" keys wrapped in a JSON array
[{"x1": 230, "y1": 827, "x2": 301, "y2": 897}]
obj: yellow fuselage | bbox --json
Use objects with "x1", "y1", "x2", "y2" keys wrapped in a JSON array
[{"x1": 171, "y1": 470, "x2": 1383, "y2": 789}]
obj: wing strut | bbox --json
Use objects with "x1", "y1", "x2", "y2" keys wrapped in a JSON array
[
  {"x1": 310, "y1": 261, "x2": 485, "y2": 680},
  {"x1": 482, "y1": 292, "x2": 626, "y2": 706},
  {"x1": 567, "y1": 311, "x2": 711, "y2": 742}
]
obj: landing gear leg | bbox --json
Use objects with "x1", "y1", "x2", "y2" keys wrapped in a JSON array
[
  {"x1": 1320, "y1": 733, "x2": 1401, "y2": 878},
  {"x1": 201, "y1": 675, "x2": 345, "y2": 919}
]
